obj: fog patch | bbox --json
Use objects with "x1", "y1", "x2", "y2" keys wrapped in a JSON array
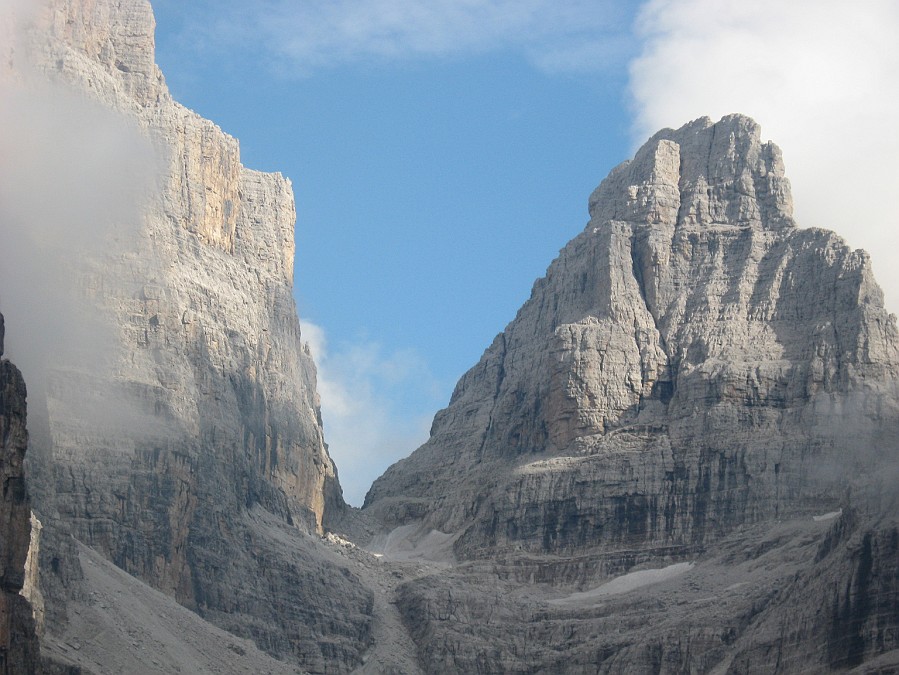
[
  {"x1": 803, "y1": 388, "x2": 899, "y2": 515},
  {"x1": 0, "y1": 5, "x2": 159, "y2": 429}
]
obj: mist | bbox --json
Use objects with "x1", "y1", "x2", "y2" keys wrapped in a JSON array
[
  {"x1": 302, "y1": 320, "x2": 439, "y2": 506},
  {"x1": 0, "y1": 2, "x2": 157, "y2": 400}
]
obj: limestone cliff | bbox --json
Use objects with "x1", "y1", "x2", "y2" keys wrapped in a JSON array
[
  {"x1": 364, "y1": 116, "x2": 899, "y2": 671},
  {"x1": 5, "y1": 1, "x2": 899, "y2": 671},
  {"x1": 4, "y1": 1, "x2": 371, "y2": 670},
  {"x1": 366, "y1": 115, "x2": 899, "y2": 567},
  {"x1": 0, "y1": 314, "x2": 41, "y2": 673}
]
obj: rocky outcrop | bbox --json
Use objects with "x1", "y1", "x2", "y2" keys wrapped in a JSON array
[
  {"x1": 0, "y1": 313, "x2": 41, "y2": 673},
  {"x1": 390, "y1": 499, "x2": 899, "y2": 674},
  {"x1": 4, "y1": 1, "x2": 371, "y2": 670},
  {"x1": 366, "y1": 115, "x2": 899, "y2": 569},
  {"x1": 364, "y1": 116, "x2": 899, "y2": 670}
]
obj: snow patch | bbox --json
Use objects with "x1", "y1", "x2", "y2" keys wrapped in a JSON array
[
  {"x1": 725, "y1": 581, "x2": 748, "y2": 592},
  {"x1": 813, "y1": 509, "x2": 843, "y2": 522},
  {"x1": 550, "y1": 562, "x2": 695, "y2": 605}
]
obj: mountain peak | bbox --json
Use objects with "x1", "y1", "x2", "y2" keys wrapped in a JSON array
[
  {"x1": 366, "y1": 114, "x2": 897, "y2": 549},
  {"x1": 590, "y1": 115, "x2": 793, "y2": 230}
]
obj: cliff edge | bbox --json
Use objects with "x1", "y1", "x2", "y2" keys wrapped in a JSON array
[{"x1": 2, "y1": 0, "x2": 372, "y2": 670}]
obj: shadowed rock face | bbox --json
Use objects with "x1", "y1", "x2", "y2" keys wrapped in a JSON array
[
  {"x1": 389, "y1": 501, "x2": 899, "y2": 674},
  {"x1": 366, "y1": 115, "x2": 899, "y2": 571},
  {"x1": 5, "y1": 1, "x2": 371, "y2": 670},
  {"x1": 0, "y1": 314, "x2": 40, "y2": 673}
]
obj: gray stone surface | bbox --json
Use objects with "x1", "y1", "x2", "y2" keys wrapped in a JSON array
[
  {"x1": 4, "y1": 0, "x2": 898, "y2": 672},
  {"x1": 5, "y1": 1, "x2": 371, "y2": 671},
  {"x1": 0, "y1": 313, "x2": 41, "y2": 673},
  {"x1": 364, "y1": 116, "x2": 899, "y2": 670},
  {"x1": 392, "y1": 501, "x2": 899, "y2": 673}
]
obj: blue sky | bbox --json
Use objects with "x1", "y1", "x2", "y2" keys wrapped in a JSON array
[{"x1": 148, "y1": 0, "x2": 899, "y2": 505}]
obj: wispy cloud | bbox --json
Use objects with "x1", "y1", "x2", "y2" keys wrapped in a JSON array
[
  {"x1": 302, "y1": 320, "x2": 445, "y2": 506},
  {"x1": 629, "y1": 0, "x2": 899, "y2": 310},
  {"x1": 162, "y1": 0, "x2": 636, "y2": 75}
]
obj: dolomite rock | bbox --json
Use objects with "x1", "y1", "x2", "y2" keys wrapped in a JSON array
[
  {"x1": 0, "y1": 313, "x2": 41, "y2": 673},
  {"x1": 21, "y1": 513, "x2": 44, "y2": 638},
  {"x1": 366, "y1": 115, "x2": 899, "y2": 566},
  {"x1": 364, "y1": 116, "x2": 899, "y2": 670},
  {"x1": 5, "y1": 1, "x2": 371, "y2": 670},
  {"x1": 7, "y1": 0, "x2": 899, "y2": 671},
  {"x1": 391, "y1": 500, "x2": 899, "y2": 674}
]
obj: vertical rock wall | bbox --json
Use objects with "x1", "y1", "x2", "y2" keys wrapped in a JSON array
[
  {"x1": 3, "y1": 1, "x2": 371, "y2": 669},
  {"x1": 0, "y1": 314, "x2": 40, "y2": 673}
]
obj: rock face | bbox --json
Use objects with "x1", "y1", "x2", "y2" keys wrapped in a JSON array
[
  {"x1": 391, "y1": 500, "x2": 899, "y2": 674},
  {"x1": 5, "y1": 1, "x2": 898, "y2": 672},
  {"x1": 0, "y1": 313, "x2": 41, "y2": 673},
  {"x1": 4, "y1": 1, "x2": 372, "y2": 670},
  {"x1": 365, "y1": 116, "x2": 899, "y2": 670},
  {"x1": 367, "y1": 115, "x2": 899, "y2": 565}
]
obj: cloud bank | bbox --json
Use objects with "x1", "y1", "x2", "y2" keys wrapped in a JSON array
[
  {"x1": 302, "y1": 321, "x2": 442, "y2": 506},
  {"x1": 629, "y1": 0, "x2": 899, "y2": 311}
]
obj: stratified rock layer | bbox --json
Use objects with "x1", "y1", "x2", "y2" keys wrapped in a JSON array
[
  {"x1": 5, "y1": 1, "x2": 371, "y2": 670},
  {"x1": 6, "y1": 1, "x2": 898, "y2": 671},
  {"x1": 365, "y1": 116, "x2": 899, "y2": 670},
  {"x1": 0, "y1": 314, "x2": 41, "y2": 673},
  {"x1": 392, "y1": 501, "x2": 899, "y2": 674},
  {"x1": 367, "y1": 115, "x2": 899, "y2": 563}
]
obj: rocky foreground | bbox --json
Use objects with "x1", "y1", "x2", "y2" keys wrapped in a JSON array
[{"x1": 0, "y1": 0, "x2": 896, "y2": 673}]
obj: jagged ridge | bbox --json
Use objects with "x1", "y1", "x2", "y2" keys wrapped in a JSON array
[{"x1": 362, "y1": 114, "x2": 899, "y2": 672}]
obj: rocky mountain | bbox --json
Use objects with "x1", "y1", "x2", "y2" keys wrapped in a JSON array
[
  {"x1": 3, "y1": 0, "x2": 373, "y2": 671},
  {"x1": 1, "y1": 0, "x2": 897, "y2": 673},
  {"x1": 363, "y1": 115, "x2": 899, "y2": 670},
  {"x1": 0, "y1": 313, "x2": 41, "y2": 673},
  {"x1": 366, "y1": 114, "x2": 899, "y2": 564}
]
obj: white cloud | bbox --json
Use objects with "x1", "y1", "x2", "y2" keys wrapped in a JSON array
[
  {"x1": 302, "y1": 320, "x2": 443, "y2": 506},
  {"x1": 172, "y1": 0, "x2": 634, "y2": 75},
  {"x1": 629, "y1": 0, "x2": 899, "y2": 311}
]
